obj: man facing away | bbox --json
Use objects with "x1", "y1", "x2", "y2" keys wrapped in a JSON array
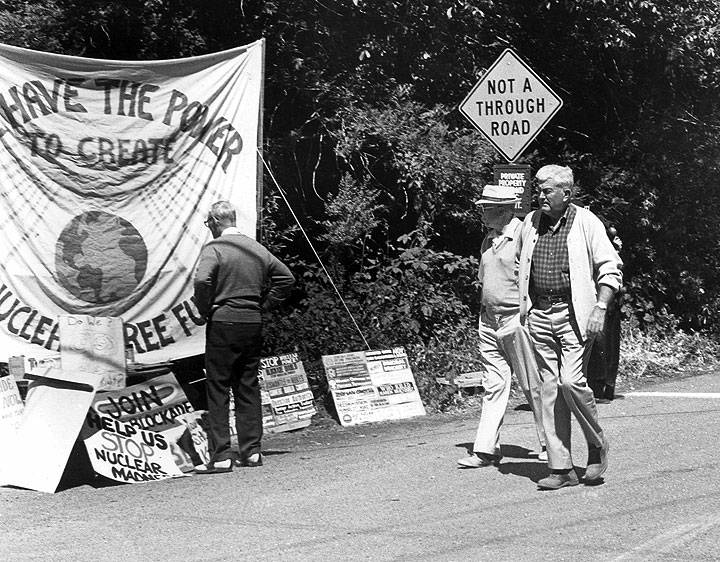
[
  {"x1": 193, "y1": 200, "x2": 294, "y2": 474},
  {"x1": 517, "y1": 165, "x2": 622, "y2": 490},
  {"x1": 458, "y1": 184, "x2": 546, "y2": 469}
]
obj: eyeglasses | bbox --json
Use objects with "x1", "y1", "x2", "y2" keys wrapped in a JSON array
[{"x1": 203, "y1": 217, "x2": 214, "y2": 227}]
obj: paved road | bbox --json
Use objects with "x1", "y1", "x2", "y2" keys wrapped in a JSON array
[{"x1": 2, "y1": 372, "x2": 720, "y2": 561}]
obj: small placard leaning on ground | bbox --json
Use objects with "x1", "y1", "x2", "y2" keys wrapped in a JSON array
[
  {"x1": 436, "y1": 371, "x2": 485, "y2": 389},
  {"x1": 228, "y1": 352, "x2": 317, "y2": 435},
  {"x1": 258, "y1": 352, "x2": 317, "y2": 433},
  {"x1": 322, "y1": 347, "x2": 426, "y2": 426}
]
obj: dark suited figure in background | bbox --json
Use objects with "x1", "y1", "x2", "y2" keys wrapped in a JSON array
[
  {"x1": 587, "y1": 225, "x2": 623, "y2": 402},
  {"x1": 193, "y1": 200, "x2": 294, "y2": 474}
]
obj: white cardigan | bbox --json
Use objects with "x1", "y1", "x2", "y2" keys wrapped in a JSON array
[{"x1": 518, "y1": 204, "x2": 623, "y2": 339}]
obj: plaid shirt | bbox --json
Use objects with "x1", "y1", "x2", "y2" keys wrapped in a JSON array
[{"x1": 530, "y1": 204, "x2": 576, "y2": 295}]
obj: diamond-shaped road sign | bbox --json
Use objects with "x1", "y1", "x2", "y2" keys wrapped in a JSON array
[{"x1": 459, "y1": 48, "x2": 563, "y2": 162}]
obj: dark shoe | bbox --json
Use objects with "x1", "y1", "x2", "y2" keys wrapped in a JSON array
[
  {"x1": 537, "y1": 471, "x2": 579, "y2": 490},
  {"x1": 194, "y1": 459, "x2": 233, "y2": 474},
  {"x1": 457, "y1": 452, "x2": 501, "y2": 468},
  {"x1": 235, "y1": 452, "x2": 263, "y2": 467},
  {"x1": 585, "y1": 437, "x2": 609, "y2": 483},
  {"x1": 603, "y1": 386, "x2": 615, "y2": 401}
]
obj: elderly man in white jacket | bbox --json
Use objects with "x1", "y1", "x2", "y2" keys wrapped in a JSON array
[{"x1": 518, "y1": 165, "x2": 622, "y2": 490}]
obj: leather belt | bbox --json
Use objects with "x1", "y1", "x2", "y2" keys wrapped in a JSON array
[{"x1": 534, "y1": 293, "x2": 571, "y2": 308}]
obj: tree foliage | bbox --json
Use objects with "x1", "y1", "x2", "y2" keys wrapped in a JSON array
[{"x1": 2, "y1": 0, "x2": 720, "y2": 407}]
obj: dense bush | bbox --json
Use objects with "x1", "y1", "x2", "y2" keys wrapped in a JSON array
[{"x1": 3, "y1": 0, "x2": 720, "y2": 410}]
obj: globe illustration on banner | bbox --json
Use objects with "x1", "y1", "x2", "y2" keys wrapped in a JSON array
[{"x1": 56, "y1": 211, "x2": 148, "y2": 304}]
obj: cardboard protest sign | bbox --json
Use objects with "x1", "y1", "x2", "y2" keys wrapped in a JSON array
[
  {"x1": 0, "y1": 375, "x2": 23, "y2": 428},
  {"x1": 221, "y1": 353, "x2": 316, "y2": 440},
  {"x1": 0, "y1": 375, "x2": 24, "y2": 483},
  {"x1": 258, "y1": 353, "x2": 316, "y2": 433},
  {"x1": 85, "y1": 372, "x2": 201, "y2": 472},
  {"x1": 322, "y1": 348, "x2": 426, "y2": 426},
  {"x1": 83, "y1": 414, "x2": 184, "y2": 483},
  {"x1": 176, "y1": 411, "x2": 210, "y2": 466},
  {"x1": 87, "y1": 372, "x2": 195, "y2": 432},
  {"x1": 59, "y1": 314, "x2": 126, "y2": 390},
  {"x1": 0, "y1": 39, "x2": 264, "y2": 366},
  {"x1": 1, "y1": 375, "x2": 97, "y2": 493}
]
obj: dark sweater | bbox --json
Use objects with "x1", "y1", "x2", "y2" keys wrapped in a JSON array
[{"x1": 193, "y1": 232, "x2": 294, "y2": 323}]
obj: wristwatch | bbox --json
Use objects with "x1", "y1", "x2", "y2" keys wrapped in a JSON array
[{"x1": 595, "y1": 302, "x2": 608, "y2": 310}]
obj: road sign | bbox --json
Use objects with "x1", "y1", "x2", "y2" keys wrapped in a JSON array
[{"x1": 459, "y1": 48, "x2": 563, "y2": 162}]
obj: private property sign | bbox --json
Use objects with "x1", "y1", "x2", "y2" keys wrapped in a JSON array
[{"x1": 459, "y1": 49, "x2": 562, "y2": 162}]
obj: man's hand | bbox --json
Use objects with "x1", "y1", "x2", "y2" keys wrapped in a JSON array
[{"x1": 586, "y1": 306, "x2": 606, "y2": 339}]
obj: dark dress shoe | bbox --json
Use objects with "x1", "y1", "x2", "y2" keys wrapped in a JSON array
[
  {"x1": 585, "y1": 437, "x2": 609, "y2": 483},
  {"x1": 538, "y1": 471, "x2": 579, "y2": 490},
  {"x1": 235, "y1": 453, "x2": 263, "y2": 467}
]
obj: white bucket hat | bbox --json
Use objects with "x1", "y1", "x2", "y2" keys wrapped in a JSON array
[{"x1": 475, "y1": 184, "x2": 521, "y2": 205}]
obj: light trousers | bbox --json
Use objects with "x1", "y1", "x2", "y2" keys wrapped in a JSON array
[
  {"x1": 528, "y1": 302, "x2": 604, "y2": 470},
  {"x1": 473, "y1": 312, "x2": 546, "y2": 456}
]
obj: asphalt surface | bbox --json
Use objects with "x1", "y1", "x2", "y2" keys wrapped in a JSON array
[{"x1": 2, "y1": 372, "x2": 720, "y2": 561}]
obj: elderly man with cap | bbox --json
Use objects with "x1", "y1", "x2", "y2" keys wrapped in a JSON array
[
  {"x1": 458, "y1": 184, "x2": 546, "y2": 469},
  {"x1": 518, "y1": 165, "x2": 622, "y2": 489}
]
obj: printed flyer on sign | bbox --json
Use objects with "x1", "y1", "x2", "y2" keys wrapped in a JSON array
[
  {"x1": 258, "y1": 353, "x2": 316, "y2": 433},
  {"x1": 322, "y1": 348, "x2": 426, "y2": 426},
  {"x1": 226, "y1": 353, "x2": 316, "y2": 437}
]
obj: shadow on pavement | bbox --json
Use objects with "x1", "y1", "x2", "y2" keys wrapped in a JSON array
[
  {"x1": 261, "y1": 449, "x2": 291, "y2": 457},
  {"x1": 454, "y1": 442, "x2": 547, "y2": 483},
  {"x1": 497, "y1": 461, "x2": 547, "y2": 483}
]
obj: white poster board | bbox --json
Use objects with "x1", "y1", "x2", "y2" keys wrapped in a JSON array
[
  {"x1": 0, "y1": 375, "x2": 24, "y2": 484},
  {"x1": 59, "y1": 314, "x2": 126, "y2": 390},
  {"x1": 322, "y1": 348, "x2": 426, "y2": 426},
  {"x1": 258, "y1": 353, "x2": 316, "y2": 433},
  {"x1": 1, "y1": 375, "x2": 98, "y2": 493}
]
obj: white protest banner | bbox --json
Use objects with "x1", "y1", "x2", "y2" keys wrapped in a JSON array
[
  {"x1": 59, "y1": 314, "x2": 126, "y2": 389},
  {"x1": 83, "y1": 414, "x2": 184, "y2": 483},
  {"x1": 322, "y1": 348, "x2": 426, "y2": 426},
  {"x1": 0, "y1": 39, "x2": 264, "y2": 365}
]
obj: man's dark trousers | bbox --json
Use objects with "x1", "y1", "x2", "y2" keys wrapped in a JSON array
[{"x1": 205, "y1": 320, "x2": 263, "y2": 462}]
